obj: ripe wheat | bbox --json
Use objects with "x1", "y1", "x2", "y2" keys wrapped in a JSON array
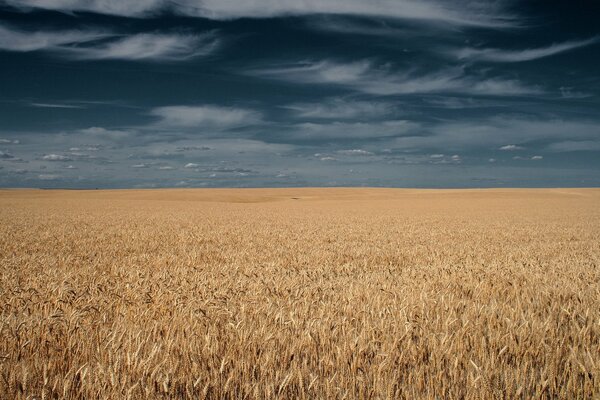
[{"x1": 0, "y1": 188, "x2": 599, "y2": 399}]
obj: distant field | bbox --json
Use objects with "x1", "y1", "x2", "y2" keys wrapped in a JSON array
[{"x1": 1, "y1": 188, "x2": 599, "y2": 399}]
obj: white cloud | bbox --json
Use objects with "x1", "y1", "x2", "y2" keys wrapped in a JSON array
[
  {"x1": 284, "y1": 98, "x2": 393, "y2": 120},
  {"x1": 30, "y1": 102, "x2": 86, "y2": 109},
  {"x1": 0, "y1": 24, "x2": 110, "y2": 52},
  {"x1": 38, "y1": 174, "x2": 61, "y2": 180},
  {"x1": 0, "y1": 24, "x2": 218, "y2": 61},
  {"x1": 559, "y1": 87, "x2": 592, "y2": 99},
  {"x1": 454, "y1": 37, "x2": 599, "y2": 63},
  {"x1": 61, "y1": 32, "x2": 219, "y2": 61},
  {"x1": 4, "y1": 0, "x2": 516, "y2": 28},
  {"x1": 252, "y1": 60, "x2": 540, "y2": 96},
  {"x1": 150, "y1": 105, "x2": 262, "y2": 129},
  {"x1": 289, "y1": 120, "x2": 419, "y2": 140},
  {"x1": 42, "y1": 154, "x2": 72, "y2": 161},
  {"x1": 499, "y1": 144, "x2": 524, "y2": 151},
  {"x1": 3, "y1": 0, "x2": 164, "y2": 17},
  {"x1": 307, "y1": 18, "x2": 416, "y2": 37},
  {"x1": 337, "y1": 149, "x2": 374, "y2": 156},
  {"x1": 389, "y1": 117, "x2": 600, "y2": 152},
  {"x1": 0, "y1": 150, "x2": 16, "y2": 159},
  {"x1": 79, "y1": 127, "x2": 134, "y2": 142}
]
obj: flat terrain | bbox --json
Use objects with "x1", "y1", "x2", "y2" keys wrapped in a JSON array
[{"x1": 1, "y1": 188, "x2": 599, "y2": 399}]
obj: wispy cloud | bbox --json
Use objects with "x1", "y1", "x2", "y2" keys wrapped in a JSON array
[
  {"x1": 0, "y1": 139, "x2": 20, "y2": 144},
  {"x1": 391, "y1": 117, "x2": 600, "y2": 152},
  {"x1": 61, "y1": 32, "x2": 219, "y2": 61},
  {"x1": 252, "y1": 60, "x2": 541, "y2": 96},
  {"x1": 4, "y1": 0, "x2": 516, "y2": 28},
  {"x1": 337, "y1": 149, "x2": 374, "y2": 156},
  {"x1": 149, "y1": 105, "x2": 262, "y2": 129},
  {"x1": 30, "y1": 102, "x2": 86, "y2": 109},
  {"x1": 307, "y1": 18, "x2": 417, "y2": 37},
  {"x1": 546, "y1": 140, "x2": 600, "y2": 152},
  {"x1": 499, "y1": 144, "x2": 524, "y2": 151},
  {"x1": 42, "y1": 154, "x2": 72, "y2": 161},
  {"x1": 284, "y1": 98, "x2": 394, "y2": 120},
  {"x1": 287, "y1": 120, "x2": 419, "y2": 140},
  {"x1": 454, "y1": 37, "x2": 599, "y2": 63},
  {"x1": 0, "y1": 24, "x2": 110, "y2": 52},
  {"x1": 0, "y1": 24, "x2": 218, "y2": 61},
  {"x1": 2, "y1": 0, "x2": 165, "y2": 17}
]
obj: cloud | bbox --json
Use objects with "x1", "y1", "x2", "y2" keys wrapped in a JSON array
[
  {"x1": 252, "y1": 60, "x2": 540, "y2": 96},
  {"x1": 3, "y1": 0, "x2": 165, "y2": 17},
  {"x1": 454, "y1": 37, "x2": 600, "y2": 63},
  {"x1": 546, "y1": 141, "x2": 600, "y2": 152},
  {"x1": 42, "y1": 154, "x2": 72, "y2": 161},
  {"x1": 4, "y1": 0, "x2": 516, "y2": 28},
  {"x1": 284, "y1": 98, "x2": 394, "y2": 120},
  {"x1": 150, "y1": 105, "x2": 262, "y2": 129},
  {"x1": 29, "y1": 102, "x2": 87, "y2": 109},
  {"x1": 499, "y1": 144, "x2": 524, "y2": 151},
  {"x1": 559, "y1": 87, "x2": 592, "y2": 99},
  {"x1": 307, "y1": 17, "x2": 417, "y2": 37},
  {"x1": 0, "y1": 150, "x2": 17, "y2": 159},
  {"x1": 0, "y1": 24, "x2": 110, "y2": 52},
  {"x1": 391, "y1": 117, "x2": 600, "y2": 152},
  {"x1": 0, "y1": 24, "x2": 218, "y2": 61},
  {"x1": 288, "y1": 120, "x2": 419, "y2": 140},
  {"x1": 79, "y1": 127, "x2": 134, "y2": 142},
  {"x1": 61, "y1": 32, "x2": 219, "y2": 61},
  {"x1": 337, "y1": 149, "x2": 374, "y2": 156},
  {"x1": 38, "y1": 174, "x2": 61, "y2": 180}
]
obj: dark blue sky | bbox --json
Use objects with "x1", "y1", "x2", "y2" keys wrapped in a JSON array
[{"x1": 0, "y1": 0, "x2": 599, "y2": 188}]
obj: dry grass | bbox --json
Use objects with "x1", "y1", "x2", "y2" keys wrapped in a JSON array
[{"x1": 0, "y1": 188, "x2": 599, "y2": 399}]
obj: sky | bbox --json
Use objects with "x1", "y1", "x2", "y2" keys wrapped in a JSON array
[{"x1": 0, "y1": 0, "x2": 599, "y2": 188}]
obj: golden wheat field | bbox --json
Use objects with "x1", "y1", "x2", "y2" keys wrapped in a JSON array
[{"x1": 0, "y1": 188, "x2": 599, "y2": 399}]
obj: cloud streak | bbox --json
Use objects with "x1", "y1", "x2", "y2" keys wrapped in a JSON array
[
  {"x1": 284, "y1": 98, "x2": 394, "y2": 120},
  {"x1": 61, "y1": 32, "x2": 219, "y2": 61},
  {"x1": 286, "y1": 120, "x2": 419, "y2": 140},
  {"x1": 0, "y1": 24, "x2": 110, "y2": 52},
  {"x1": 3, "y1": 0, "x2": 516, "y2": 28},
  {"x1": 149, "y1": 105, "x2": 262, "y2": 130},
  {"x1": 454, "y1": 37, "x2": 599, "y2": 63},
  {"x1": 391, "y1": 117, "x2": 600, "y2": 152},
  {"x1": 0, "y1": 24, "x2": 218, "y2": 61},
  {"x1": 252, "y1": 60, "x2": 541, "y2": 96}
]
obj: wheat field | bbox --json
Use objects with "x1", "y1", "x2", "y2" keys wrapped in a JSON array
[{"x1": 0, "y1": 188, "x2": 599, "y2": 399}]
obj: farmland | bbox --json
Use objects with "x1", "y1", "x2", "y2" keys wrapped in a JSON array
[{"x1": 0, "y1": 188, "x2": 599, "y2": 399}]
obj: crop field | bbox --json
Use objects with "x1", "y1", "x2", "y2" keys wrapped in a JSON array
[{"x1": 0, "y1": 188, "x2": 599, "y2": 399}]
